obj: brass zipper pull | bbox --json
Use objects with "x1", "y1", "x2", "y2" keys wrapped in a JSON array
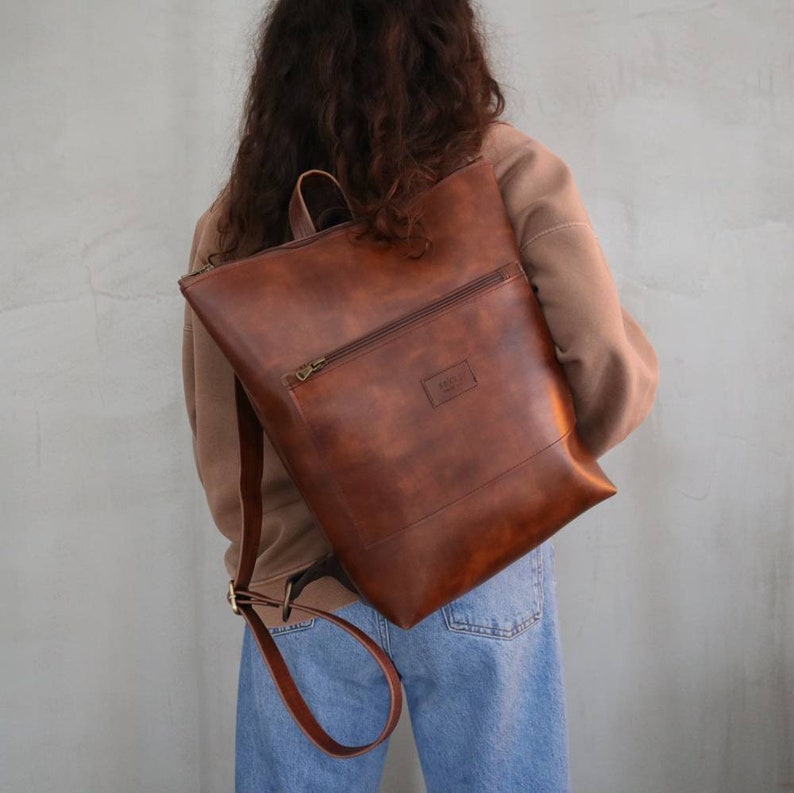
[
  {"x1": 182, "y1": 261, "x2": 215, "y2": 279},
  {"x1": 296, "y1": 357, "x2": 327, "y2": 381}
]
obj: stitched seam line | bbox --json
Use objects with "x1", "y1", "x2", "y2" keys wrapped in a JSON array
[
  {"x1": 519, "y1": 221, "x2": 592, "y2": 252},
  {"x1": 290, "y1": 413, "x2": 575, "y2": 551},
  {"x1": 444, "y1": 611, "x2": 541, "y2": 638},
  {"x1": 268, "y1": 623, "x2": 314, "y2": 633},
  {"x1": 363, "y1": 424, "x2": 576, "y2": 548}
]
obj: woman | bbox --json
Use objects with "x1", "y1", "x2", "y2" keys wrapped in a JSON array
[{"x1": 181, "y1": 1, "x2": 660, "y2": 790}]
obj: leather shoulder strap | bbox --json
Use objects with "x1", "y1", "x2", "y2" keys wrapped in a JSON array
[
  {"x1": 288, "y1": 169, "x2": 355, "y2": 241},
  {"x1": 230, "y1": 375, "x2": 403, "y2": 757}
]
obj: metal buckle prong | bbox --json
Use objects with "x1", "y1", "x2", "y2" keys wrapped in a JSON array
[
  {"x1": 227, "y1": 580, "x2": 241, "y2": 615},
  {"x1": 282, "y1": 577, "x2": 295, "y2": 622}
]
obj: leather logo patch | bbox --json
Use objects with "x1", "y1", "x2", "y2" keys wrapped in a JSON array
[{"x1": 422, "y1": 360, "x2": 477, "y2": 407}]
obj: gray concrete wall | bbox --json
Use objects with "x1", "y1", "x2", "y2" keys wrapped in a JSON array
[{"x1": 1, "y1": 1, "x2": 791, "y2": 791}]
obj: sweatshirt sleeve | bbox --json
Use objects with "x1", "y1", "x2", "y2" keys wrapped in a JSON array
[{"x1": 495, "y1": 134, "x2": 660, "y2": 459}]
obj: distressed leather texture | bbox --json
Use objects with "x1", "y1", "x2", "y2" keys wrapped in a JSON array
[{"x1": 180, "y1": 157, "x2": 616, "y2": 627}]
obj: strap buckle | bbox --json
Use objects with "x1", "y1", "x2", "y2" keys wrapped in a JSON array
[{"x1": 227, "y1": 580, "x2": 241, "y2": 615}]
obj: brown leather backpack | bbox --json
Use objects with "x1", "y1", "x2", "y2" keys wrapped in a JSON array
[{"x1": 178, "y1": 156, "x2": 616, "y2": 758}]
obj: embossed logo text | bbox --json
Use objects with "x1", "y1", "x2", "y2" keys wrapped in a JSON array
[{"x1": 422, "y1": 360, "x2": 477, "y2": 407}]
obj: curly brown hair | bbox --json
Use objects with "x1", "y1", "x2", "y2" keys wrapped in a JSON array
[{"x1": 208, "y1": 0, "x2": 506, "y2": 265}]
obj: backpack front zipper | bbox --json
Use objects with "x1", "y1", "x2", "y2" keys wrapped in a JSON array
[{"x1": 292, "y1": 262, "x2": 517, "y2": 383}]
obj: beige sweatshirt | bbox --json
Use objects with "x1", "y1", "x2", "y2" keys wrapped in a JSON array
[{"x1": 181, "y1": 120, "x2": 660, "y2": 628}]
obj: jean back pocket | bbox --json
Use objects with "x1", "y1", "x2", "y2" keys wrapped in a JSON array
[{"x1": 441, "y1": 543, "x2": 545, "y2": 639}]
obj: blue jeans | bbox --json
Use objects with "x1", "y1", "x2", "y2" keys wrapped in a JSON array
[{"x1": 235, "y1": 539, "x2": 570, "y2": 792}]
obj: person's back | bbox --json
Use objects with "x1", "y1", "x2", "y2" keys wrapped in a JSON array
[{"x1": 181, "y1": 2, "x2": 659, "y2": 790}]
